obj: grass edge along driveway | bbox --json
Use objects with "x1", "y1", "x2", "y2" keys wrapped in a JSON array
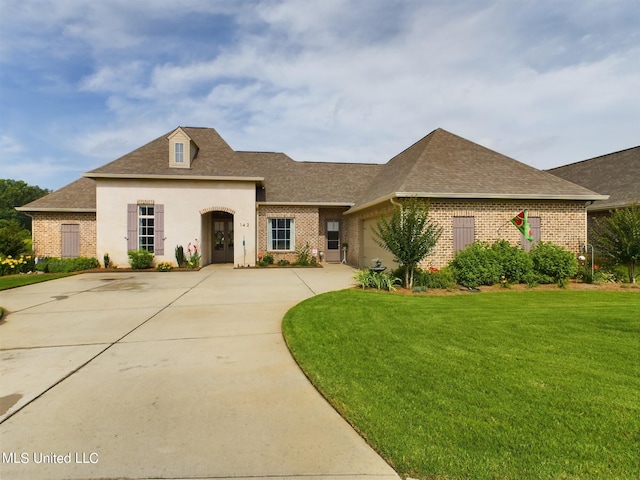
[{"x1": 283, "y1": 289, "x2": 640, "y2": 480}]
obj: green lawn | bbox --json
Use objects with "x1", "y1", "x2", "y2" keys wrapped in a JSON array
[
  {"x1": 0, "y1": 273, "x2": 74, "y2": 291},
  {"x1": 283, "y1": 290, "x2": 640, "y2": 480}
]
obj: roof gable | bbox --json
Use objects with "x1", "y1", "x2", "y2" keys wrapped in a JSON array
[
  {"x1": 85, "y1": 127, "x2": 240, "y2": 178},
  {"x1": 351, "y1": 128, "x2": 605, "y2": 211}
]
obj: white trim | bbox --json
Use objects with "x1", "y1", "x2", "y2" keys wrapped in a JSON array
[
  {"x1": 267, "y1": 217, "x2": 295, "y2": 252},
  {"x1": 84, "y1": 173, "x2": 264, "y2": 182},
  {"x1": 345, "y1": 191, "x2": 609, "y2": 215},
  {"x1": 15, "y1": 207, "x2": 96, "y2": 213},
  {"x1": 257, "y1": 201, "x2": 353, "y2": 207},
  {"x1": 393, "y1": 191, "x2": 609, "y2": 201}
]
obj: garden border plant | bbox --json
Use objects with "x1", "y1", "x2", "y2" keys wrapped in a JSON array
[{"x1": 450, "y1": 239, "x2": 578, "y2": 288}]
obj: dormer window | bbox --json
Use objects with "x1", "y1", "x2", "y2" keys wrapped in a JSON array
[
  {"x1": 168, "y1": 128, "x2": 195, "y2": 169},
  {"x1": 175, "y1": 143, "x2": 184, "y2": 163}
]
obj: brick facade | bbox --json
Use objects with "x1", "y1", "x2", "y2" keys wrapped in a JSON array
[
  {"x1": 257, "y1": 205, "x2": 320, "y2": 263},
  {"x1": 31, "y1": 212, "x2": 97, "y2": 259},
  {"x1": 345, "y1": 199, "x2": 588, "y2": 269}
]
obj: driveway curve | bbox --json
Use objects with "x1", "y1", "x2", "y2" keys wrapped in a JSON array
[{"x1": 0, "y1": 264, "x2": 399, "y2": 480}]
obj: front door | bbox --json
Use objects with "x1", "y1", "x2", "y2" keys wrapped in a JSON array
[
  {"x1": 211, "y1": 213, "x2": 234, "y2": 263},
  {"x1": 325, "y1": 220, "x2": 341, "y2": 262}
]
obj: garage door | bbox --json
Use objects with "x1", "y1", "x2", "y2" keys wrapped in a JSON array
[{"x1": 361, "y1": 217, "x2": 399, "y2": 270}]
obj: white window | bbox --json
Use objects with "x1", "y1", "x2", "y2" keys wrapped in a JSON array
[
  {"x1": 268, "y1": 218, "x2": 294, "y2": 251},
  {"x1": 174, "y1": 142, "x2": 184, "y2": 163},
  {"x1": 138, "y1": 205, "x2": 155, "y2": 252}
]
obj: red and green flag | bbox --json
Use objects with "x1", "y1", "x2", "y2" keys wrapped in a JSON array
[{"x1": 511, "y1": 210, "x2": 534, "y2": 242}]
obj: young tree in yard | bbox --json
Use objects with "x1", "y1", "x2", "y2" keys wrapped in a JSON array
[
  {"x1": 372, "y1": 197, "x2": 442, "y2": 289},
  {"x1": 593, "y1": 203, "x2": 640, "y2": 283},
  {"x1": 0, "y1": 219, "x2": 29, "y2": 257}
]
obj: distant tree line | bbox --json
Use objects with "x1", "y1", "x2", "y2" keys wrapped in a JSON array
[{"x1": 0, "y1": 179, "x2": 51, "y2": 256}]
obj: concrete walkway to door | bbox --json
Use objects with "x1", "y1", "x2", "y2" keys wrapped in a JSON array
[{"x1": 0, "y1": 264, "x2": 400, "y2": 480}]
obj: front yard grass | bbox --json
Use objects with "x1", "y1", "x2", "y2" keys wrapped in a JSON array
[
  {"x1": 0, "y1": 273, "x2": 74, "y2": 291},
  {"x1": 283, "y1": 289, "x2": 640, "y2": 479}
]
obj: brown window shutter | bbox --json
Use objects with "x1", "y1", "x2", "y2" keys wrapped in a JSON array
[
  {"x1": 155, "y1": 204, "x2": 164, "y2": 255},
  {"x1": 127, "y1": 204, "x2": 138, "y2": 251}
]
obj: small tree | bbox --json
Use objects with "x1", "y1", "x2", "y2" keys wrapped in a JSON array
[
  {"x1": 372, "y1": 198, "x2": 442, "y2": 289},
  {"x1": 0, "y1": 219, "x2": 29, "y2": 257},
  {"x1": 593, "y1": 203, "x2": 640, "y2": 283}
]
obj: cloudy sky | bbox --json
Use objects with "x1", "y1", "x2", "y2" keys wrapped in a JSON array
[{"x1": 1, "y1": 0, "x2": 638, "y2": 190}]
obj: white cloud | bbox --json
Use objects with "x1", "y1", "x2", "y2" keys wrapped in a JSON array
[
  {"x1": 0, "y1": 135, "x2": 26, "y2": 155},
  {"x1": 1, "y1": 0, "x2": 638, "y2": 189}
]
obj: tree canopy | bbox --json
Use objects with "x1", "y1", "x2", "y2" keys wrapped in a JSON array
[
  {"x1": 593, "y1": 203, "x2": 640, "y2": 283},
  {"x1": 0, "y1": 179, "x2": 51, "y2": 230}
]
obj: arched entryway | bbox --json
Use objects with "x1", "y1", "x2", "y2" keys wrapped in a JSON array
[{"x1": 210, "y1": 211, "x2": 234, "y2": 263}]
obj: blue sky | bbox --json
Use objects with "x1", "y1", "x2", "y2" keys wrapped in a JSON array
[{"x1": 1, "y1": 0, "x2": 638, "y2": 190}]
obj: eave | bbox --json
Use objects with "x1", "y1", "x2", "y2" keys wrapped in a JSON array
[
  {"x1": 346, "y1": 191, "x2": 610, "y2": 215},
  {"x1": 15, "y1": 207, "x2": 96, "y2": 213},
  {"x1": 84, "y1": 173, "x2": 265, "y2": 183},
  {"x1": 257, "y1": 201, "x2": 354, "y2": 207}
]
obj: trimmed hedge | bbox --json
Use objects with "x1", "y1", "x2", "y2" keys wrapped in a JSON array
[
  {"x1": 451, "y1": 240, "x2": 577, "y2": 288},
  {"x1": 35, "y1": 257, "x2": 100, "y2": 273}
]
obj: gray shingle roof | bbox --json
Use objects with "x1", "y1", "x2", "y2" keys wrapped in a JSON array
[
  {"x1": 86, "y1": 127, "x2": 243, "y2": 177},
  {"x1": 16, "y1": 177, "x2": 96, "y2": 212},
  {"x1": 351, "y1": 128, "x2": 605, "y2": 211},
  {"x1": 18, "y1": 126, "x2": 608, "y2": 213},
  {"x1": 547, "y1": 146, "x2": 639, "y2": 211},
  {"x1": 236, "y1": 152, "x2": 382, "y2": 204}
]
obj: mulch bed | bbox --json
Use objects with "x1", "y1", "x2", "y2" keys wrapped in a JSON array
[{"x1": 374, "y1": 281, "x2": 639, "y2": 296}]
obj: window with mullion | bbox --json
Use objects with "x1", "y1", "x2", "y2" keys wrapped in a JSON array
[
  {"x1": 175, "y1": 142, "x2": 184, "y2": 163},
  {"x1": 138, "y1": 206, "x2": 155, "y2": 252},
  {"x1": 268, "y1": 218, "x2": 294, "y2": 251}
]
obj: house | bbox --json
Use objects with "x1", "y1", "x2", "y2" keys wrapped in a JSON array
[
  {"x1": 18, "y1": 127, "x2": 607, "y2": 269},
  {"x1": 547, "y1": 146, "x2": 640, "y2": 243}
]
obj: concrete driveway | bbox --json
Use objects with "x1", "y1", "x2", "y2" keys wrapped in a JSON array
[{"x1": 0, "y1": 265, "x2": 399, "y2": 480}]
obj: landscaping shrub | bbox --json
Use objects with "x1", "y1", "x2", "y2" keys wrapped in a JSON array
[
  {"x1": 175, "y1": 245, "x2": 185, "y2": 267},
  {"x1": 293, "y1": 243, "x2": 316, "y2": 266},
  {"x1": 0, "y1": 254, "x2": 35, "y2": 276},
  {"x1": 393, "y1": 265, "x2": 455, "y2": 289},
  {"x1": 353, "y1": 269, "x2": 400, "y2": 291},
  {"x1": 46, "y1": 257, "x2": 99, "y2": 273},
  {"x1": 0, "y1": 220, "x2": 30, "y2": 258},
  {"x1": 156, "y1": 261, "x2": 173, "y2": 272},
  {"x1": 491, "y1": 239, "x2": 533, "y2": 284},
  {"x1": 277, "y1": 258, "x2": 290, "y2": 266},
  {"x1": 263, "y1": 253, "x2": 274, "y2": 265},
  {"x1": 128, "y1": 249, "x2": 154, "y2": 269},
  {"x1": 412, "y1": 266, "x2": 456, "y2": 289},
  {"x1": 185, "y1": 240, "x2": 201, "y2": 269},
  {"x1": 35, "y1": 257, "x2": 50, "y2": 272},
  {"x1": 530, "y1": 241, "x2": 577, "y2": 283},
  {"x1": 450, "y1": 241, "x2": 501, "y2": 288}
]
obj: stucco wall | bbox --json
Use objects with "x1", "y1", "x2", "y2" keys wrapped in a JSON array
[
  {"x1": 346, "y1": 199, "x2": 589, "y2": 269},
  {"x1": 96, "y1": 178, "x2": 257, "y2": 267},
  {"x1": 31, "y1": 212, "x2": 97, "y2": 259}
]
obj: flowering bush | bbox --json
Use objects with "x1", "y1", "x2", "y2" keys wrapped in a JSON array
[
  {"x1": 186, "y1": 239, "x2": 201, "y2": 269},
  {"x1": 156, "y1": 261, "x2": 173, "y2": 272},
  {"x1": 0, "y1": 254, "x2": 34, "y2": 276}
]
